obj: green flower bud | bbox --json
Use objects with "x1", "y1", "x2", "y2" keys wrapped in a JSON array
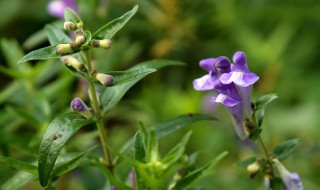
[
  {"x1": 76, "y1": 21, "x2": 83, "y2": 29},
  {"x1": 90, "y1": 39, "x2": 112, "y2": 50},
  {"x1": 75, "y1": 35, "x2": 86, "y2": 46},
  {"x1": 74, "y1": 29, "x2": 84, "y2": 37},
  {"x1": 95, "y1": 73, "x2": 114, "y2": 86},
  {"x1": 64, "y1": 21, "x2": 77, "y2": 30},
  {"x1": 62, "y1": 56, "x2": 86, "y2": 72}
]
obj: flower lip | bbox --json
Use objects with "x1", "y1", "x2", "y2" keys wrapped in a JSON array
[
  {"x1": 199, "y1": 58, "x2": 215, "y2": 71},
  {"x1": 233, "y1": 51, "x2": 247, "y2": 66},
  {"x1": 214, "y1": 56, "x2": 231, "y2": 74}
]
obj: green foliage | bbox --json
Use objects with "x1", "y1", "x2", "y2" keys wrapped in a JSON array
[
  {"x1": 17, "y1": 46, "x2": 60, "y2": 64},
  {"x1": 234, "y1": 157, "x2": 257, "y2": 168},
  {"x1": 272, "y1": 139, "x2": 301, "y2": 161},
  {"x1": 100, "y1": 59, "x2": 185, "y2": 114},
  {"x1": 92, "y1": 5, "x2": 138, "y2": 40},
  {"x1": 0, "y1": 156, "x2": 37, "y2": 174},
  {"x1": 38, "y1": 112, "x2": 94, "y2": 187},
  {"x1": 255, "y1": 94, "x2": 278, "y2": 127}
]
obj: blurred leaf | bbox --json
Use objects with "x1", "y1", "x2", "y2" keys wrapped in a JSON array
[
  {"x1": 171, "y1": 151, "x2": 228, "y2": 190},
  {"x1": 18, "y1": 45, "x2": 60, "y2": 64},
  {"x1": 153, "y1": 113, "x2": 216, "y2": 138},
  {"x1": 101, "y1": 59, "x2": 185, "y2": 114},
  {"x1": 269, "y1": 177, "x2": 283, "y2": 190},
  {"x1": 94, "y1": 161, "x2": 135, "y2": 190},
  {"x1": 53, "y1": 146, "x2": 97, "y2": 177},
  {"x1": 161, "y1": 131, "x2": 192, "y2": 168},
  {"x1": 272, "y1": 139, "x2": 301, "y2": 161},
  {"x1": 38, "y1": 112, "x2": 94, "y2": 187},
  {"x1": 1, "y1": 171, "x2": 37, "y2": 190},
  {"x1": 45, "y1": 24, "x2": 72, "y2": 45},
  {"x1": 255, "y1": 94, "x2": 278, "y2": 110},
  {"x1": 134, "y1": 131, "x2": 146, "y2": 162},
  {"x1": 64, "y1": 7, "x2": 83, "y2": 26},
  {"x1": 234, "y1": 157, "x2": 257, "y2": 168},
  {"x1": 0, "y1": 156, "x2": 37, "y2": 174},
  {"x1": 1, "y1": 38, "x2": 31, "y2": 70},
  {"x1": 92, "y1": 5, "x2": 138, "y2": 40},
  {"x1": 96, "y1": 68, "x2": 156, "y2": 87},
  {"x1": 257, "y1": 108, "x2": 265, "y2": 127}
]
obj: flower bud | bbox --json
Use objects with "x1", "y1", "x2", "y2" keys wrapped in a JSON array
[
  {"x1": 247, "y1": 162, "x2": 260, "y2": 178},
  {"x1": 95, "y1": 73, "x2": 114, "y2": 86},
  {"x1": 62, "y1": 56, "x2": 86, "y2": 72},
  {"x1": 56, "y1": 42, "x2": 79, "y2": 55},
  {"x1": 74, "y1": 29, "x2": 84, "y2": 37},
  {"x1": 64, "y1": 21, "x2": 77, "y2": 30},
  {"x1": 70, "y1": 97, "x2": 88, "y2": 112},
  {"x1": 90, "y1": 39, "x2": 112, "y2": 50},
  {"x1": 75, "y1": 35, "x2": 86, "y2": 46}
]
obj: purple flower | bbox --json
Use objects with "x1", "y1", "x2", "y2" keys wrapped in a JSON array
[
  {"x1": 70, "y1": 97, "x2": 88, "y2": 111},
  {"x1": 47, "y1": 0, "x2": 77, "y2": 18},
  {"x1": 193, "y1": 51, "x2": 259, "y2": 139},
  {"x1": 273, "y1": 159, "x2": 303, "y2": 190},
  {"x1": 111, "y1": 186, "x2": 118, "y2": 190}
]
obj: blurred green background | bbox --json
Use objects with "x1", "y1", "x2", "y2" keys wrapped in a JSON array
[{"x1": 1, "y1": 0, "x2": 319, "y2": 189}]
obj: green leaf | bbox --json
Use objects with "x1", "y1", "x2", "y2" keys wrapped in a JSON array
[
  {"x1": 118, "y1": 113, "x2": 215, "y2": 158},
  {"x1": 161, "y1": 131, "x2": 192, "y2": 168},
  {"x1": 38, "y1": 112, "x2": 94, "y2": 187},
  {"x1": 53, "y1": 146, "x2": 97, "y2": 177},
  {"x1": 234, "y1": 157, "x2": 257, "y2": 168},
  {"x1": 257, "y1": 108, "x2": 265, "y2": 127},
  {"x1": 1, "y1": 171, "x2": 37, "y2": 190},
  {"x1": 255, "y1": 94, "x2": 278, "y2": 110},
  {"x1": 272, "y1": 139, "x2": 301, "y2": 161},
  {"x1": 96, "y1": 68, "x2": 156, "y2": 87},
  {"x1": 101, "y1": 59, "x2": 184, "y2": 114},
  {"x1": 269, "y1": 177, "x2": 283, "y2": 190},
  {"x1": 64, "y1": 7, "x2": 83, "y2": 27},
  {"x1": 45, "y1": 24, "x2": 72, "y2": 45},
  {"x1": 171, "y1": 151, "x2": 228, "y2": 190},
  {"x1": 94, "y1": 161, "x2": 135, "y2": 190},
  {"x1": 134, "y1": 132, "x2": 146, "y2": 163},
  {"x1": 0, "y1": 156, "x2": 37, "y2": 174},
  {"x1": 18, "y1": 45, "x2": 60, "y2": 64},
  {"x1": 92, "y1": 5, "x2": 138, "y2": 40},
  {"x1": 153, "y1": 113, "x2": 216, "y2": 138},
  {"x1": 147, "y1": 129, "x2": 159, "y2": 163}
]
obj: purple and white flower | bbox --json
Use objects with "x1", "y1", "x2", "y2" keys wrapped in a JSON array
[
  {"x1": 70, "y1": 97, "x2": 88, "y2": 112},
  {"x1": 47, "y1": 0, "x2": 77, "y2": 18},
  {"x1": 193, "y1": 51, "x2": 259, "y2": 139}
]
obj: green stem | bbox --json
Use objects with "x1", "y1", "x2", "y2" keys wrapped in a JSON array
[{"x1": 84, "y1": 49, "x2": 113, "y2": 171}]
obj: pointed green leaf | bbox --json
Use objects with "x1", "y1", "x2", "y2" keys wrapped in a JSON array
[
  {"x1": 53, "y1": 146, "x2": 97, "y2": 177},
  {"x1": 101, "y1": 59, "x2": 184, "y2": 114},
  {"x1": 147, "y1": 129, "x2": 159, "y2": 163},
  {"x1": 94, "y1": 161, "x2": 135, "y2": 190},
  {"x1": 161, "y1": 131, "x2": 192, "y2": 168},
  {"x1": 255, "y1": 94, "x2": 278, "y2": 110},
  {"x1": 45, "y1": 24, "x2": 72, "y2": 45},
  {"x1": 64, "y1": 7, "x2": 83, "y2": 27},
  {"x1": 18, "y1": 45, "x2": 60, "y2": 64},
  {"x1": 0, "y1": 156, "x2": 37, "y2": 174},
  {"x1": 171, "y1": 151, "x2": 228, "y2": 190},
  {"x1": 38, "y1": 112, "x2": 94, "y2": 187},
  {"x1": 134, "y1": 132, "x2": 146, "y2": 162},
  {"x1": 257, "y1": 108, "x2": 265, "y2": 127},
  {"x1": 153, "y1": 113, "x2": 216, "y2": 138},
  {"x1": 92, "y1": 5, "x2": 138, "y2": 40},
  {"x1": 234, "y1": 157, "x2": 257, "y2": 168},
  {"x1": 95, "y1": 68, "x2": 156, "y2": 87},
  {"x1": 272, "y1": 139, "x2": 301, "y2": 161},
  {"x1": 118, "y1": 113, "x2": 215, "y2": 158}
]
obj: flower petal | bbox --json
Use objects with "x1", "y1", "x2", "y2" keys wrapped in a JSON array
[
  {"x1": 215, "y1": 56, "x2": 231, "y2": 74},
  {"x1": 211, "y1": 94, "x2": 240, "y2": 107},
  {"x1": 232, "y1": 51, "x2": 249, "y2": 72},
  {"x1": 220, "y1": 71, "x2": 259, "y2": 87},
  {"x1": 199, "y1": 58, "x2": 215, "y2": 71},
  {"x1": 193, "y1": 74, "x2": 215, "y2": 91}
]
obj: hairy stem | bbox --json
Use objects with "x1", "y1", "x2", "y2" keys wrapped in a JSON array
[{"x1": 84, "y1": 49, "x2": 113, "y2": 171}]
